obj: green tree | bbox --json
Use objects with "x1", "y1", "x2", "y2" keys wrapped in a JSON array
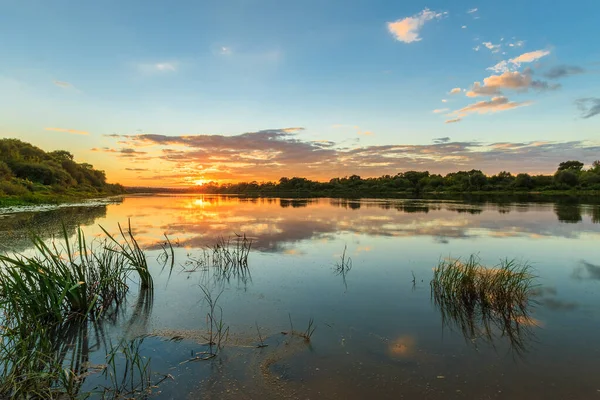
[{"x1": 557, "y1": 160, "x2": 584, "y2": 172}]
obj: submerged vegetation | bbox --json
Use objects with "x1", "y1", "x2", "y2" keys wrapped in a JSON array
[
  {"x1": 431, "y1": 256, "x2": 537, "y2": 354},
  {"x1": 0, "y1": 139, "x2": 124, "y2": 206}
]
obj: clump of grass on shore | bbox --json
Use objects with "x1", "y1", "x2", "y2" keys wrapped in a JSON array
[{"x1": 431, "y1": 255, "x2": 537, "y2": 353}]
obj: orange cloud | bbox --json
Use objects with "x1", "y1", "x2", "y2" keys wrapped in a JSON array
[
  {"x1": 452, "y1": 96, "x2": 532, "y2": 118},
  {"x1": 387, "y1": 9, "x2": 445, "y2": 43},
  {"x1": 510, "y1": 49, "x2": 550, "y2": 64},
  {"x1": 45, "y1": 127, "x2": 89, "y2": 135},
  {"x1": 466, "y1": 70, "x2": 559, "y2": 97}
]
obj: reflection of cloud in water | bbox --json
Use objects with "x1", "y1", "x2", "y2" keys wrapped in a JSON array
[
  {"x1": 531, "y1": 286, "x2": 578, "y2": 312},
  {"x1": 572, "y1": 261, "x2": 600, "y2": 281},
  {"x1": 388, "y1": 335, "x2": 416, "y2": 358},
  {"x1": 15, "y1": 196, "x2": 597, "y2": 255}
]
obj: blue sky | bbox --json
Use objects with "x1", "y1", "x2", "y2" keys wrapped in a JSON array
[{"x1": 1, "y1": 0, "x2": 599, "y2": 185}]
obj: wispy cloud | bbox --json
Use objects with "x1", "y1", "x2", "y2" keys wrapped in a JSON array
[
  {"x1": 543, "y1": 65, "x2": 585, "y2": 79},
  {"x1": 445, "y1": 118, "x2": 462, "y2": 124},
  {"x1": 461, "y1": 25, "x2": 467, "y2": 29},
  {"x1": 575, "y1": 98, "x2": 600, "y2": 119},
  {"x1": 136, "y1": 62, "x2": 178, "y2": 74},
  {"x1": 387, "y1": 9, "x2": 446, "y2": 43},
  {"x1": 449, "y1": 87, "x2": 461, "y2": 95},
  {"x1": 510, "y1": 49, "x2": 550, "y2": 65},
  {"x1": 450, "y1": 96, "x2": 532, "y2": 120},
  {"x1": 467, "y1": 8, "x2": 478, "y2": 14},
  {"x1": 91, "y1": 147, "x2": 149, "y2": 158},
  {"x1": 488, "y1": 49, "x2": 550, "y2": 73},
  {"x1": 466, "y1": 70, "x2": 559, "y2": 97},
  {"x1": 433, "y1": 108, "x2": 449, "y2": 113},
  {"x1": 482, "y1": 41, "x2": 501, "y2": 53},
  {"x1": 433, "y1": 137, "x2": 451, "y2": 143},
  {"x1": 103, "y1": 128, "x2": 600, "y2": 182},
  {"x1": 45, "y1": 127, "x2": 89, "y2": 135},
  {"x1": 53, "y1": 80, "x2": 76, "y2": 89},
  {"x1": 441, "y1": 99, "x2": 448, "y2": 103}
]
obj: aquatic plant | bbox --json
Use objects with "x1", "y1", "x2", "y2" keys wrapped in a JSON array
[
  {"x1": 430, "y1": 255, "x2": 537, "y2": 354},
  {"x1": 334, "y1": 244, "x2": 352, "y2": 275},
  {"x1": 100, "y1": 219, "x2": 153, "y2": 289},
  {"x1": 100, "y1": 336, "x2": 153, "y2": 398},
  {"x1": 255, "y1": 322, "x2": 268, "y2": 348},
  {"x1": 0, "y1": 221, "x2": 156, "y2": 398},
  {"x1": 198, "y1": 285, "x2": 229, "y2": 359},
  {"x1": 286, "y1": 314, "x2": 317, "y2": 343},
  {"x1": 0, "y1": 225, "x2": 129, "y2": 326}
]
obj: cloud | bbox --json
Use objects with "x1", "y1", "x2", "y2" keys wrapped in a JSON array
[
  {"x1": 358, "y1": 131, "x2": 374, "y2": 136},
  {"x1": 387, "y1": 8, "x2": 446, "y2": 43},
  {"x1": 466, "y1": 70, "x2": 559, "y2": 97},
  {"x1": 102, "y1": 127, "x2": 600, "y2": 184},
  {"x1": 508, "y1": 40, "x2": 525, "y2": 48},
  {"x1": 467, "y1": 8, "x2": 478, "y2": 13},
  {"x1": 451, "y1": 96, "x2": 532, "y2": 119},
  {"x1": 445, "y1": 118, "x2": 461, "y2": 124},
  {"x1": 433, "y1": 137, "x2": 451, "y2": 143},
  {"x1": 91, "y1": 147, "x2": 148, "y2": 158},
  {"x1": 510, "y1": 50, "x2": 550, "y2": 65},
  {"x1": 53, "y1": 80, "x2": 75, "y2": 89},
  {"x1": 433, "y1": 108, "x2": 450, "y2": 113},
  {"x1": 473, "y1": 45, "x2": 481, "y2": 52},
  {"x1": 488, "y1": 49, "x2": 550, "y2": 73},
  {"x1": 441, "y1": 99, "x2": 448, "y2": 103},
  {"x1": 136, "y1": 62, "x2": 178, "y2": 74},
  {"x1": 575, "y1": 98, "x2": 600, "y2": 119},
  {"x1": 125, "y1": 168, "x2": 149, "y2": 171},
  {"x1": 44, "y1": 127, "x2": 89, "y2": 135},
  {"x1": 449, "y1": 87, "x2": 461, "y2": 95},
  {"x1": 482, "y1": 42, "x2": 501, "y2": 53},
  {"x1": 462, "y1": 25, "x2": 467, "y2": 29},
  {"x1": 219, "y1": 46, "x2": 232, "y2": 55},
  {"x1": 543, "y1": 65, "x2": 585, "y2": 79}
]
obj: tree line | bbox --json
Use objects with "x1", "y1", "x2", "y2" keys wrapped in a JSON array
[
  {"x1": 0, "y1": 139, "x2": 123, "y2": 198},
  {"x1": 197, "y1": 160, "x2": 600, "y2": 195}
]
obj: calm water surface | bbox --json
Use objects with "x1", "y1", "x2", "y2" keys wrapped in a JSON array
[{"x1": 1, "y1": 195, "x2": 599, "y2": 399}]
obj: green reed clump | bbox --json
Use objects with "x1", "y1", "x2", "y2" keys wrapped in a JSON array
[
  {"x1": 0, "y1": 225, "x2": 129, "y2": 326},
  {"x1": 101, "y1": 219, "x2": 153, "y2": 289},
  {"x1": 431, "y1": 255, "x2": 537, "y2": 354},
  {"x1": 0, "y1": 221, "x2": 155, "y2": 398},
  {"x1": 431, "y1": 255, "x2": 535, "y2": 312}
]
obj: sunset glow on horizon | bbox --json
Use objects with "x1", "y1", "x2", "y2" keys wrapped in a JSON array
[{"x1": 1, "y1": 1, "x2": 599, "y2": 187}]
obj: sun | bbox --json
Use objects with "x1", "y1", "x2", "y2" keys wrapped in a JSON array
[{"x1": 193, "y1": 179, "x2": 206, "y2": 186}]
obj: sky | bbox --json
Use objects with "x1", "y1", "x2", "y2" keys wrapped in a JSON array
[{"x1": 1, "y1": 0, "x2": 599, "y2": 187}]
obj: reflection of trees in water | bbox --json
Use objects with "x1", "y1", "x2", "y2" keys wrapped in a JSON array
[
  {"x1": 554, "y1": 203, "x2": 582, "y2": 223},
  {"x1": 0, "y1": 205, "x2": 111, "y2": 252},
  {"x1": 280, "y1": 199, "x2": 316, "y2": 208}
]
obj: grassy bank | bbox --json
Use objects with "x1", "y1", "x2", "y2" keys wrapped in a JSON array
[{"x1": 0, "y1": 189, "x2": 124, "y2": 208}]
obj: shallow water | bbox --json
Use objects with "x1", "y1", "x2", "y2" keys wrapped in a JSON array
[{"x1": 1, "y1": 194, "x2": 599, "y2": 399}]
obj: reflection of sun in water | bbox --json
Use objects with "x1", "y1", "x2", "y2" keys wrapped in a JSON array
[{"x1": 388, "y1": 335, "x2": 416, "y2": 357}]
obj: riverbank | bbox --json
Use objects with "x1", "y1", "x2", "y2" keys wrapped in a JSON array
[{"x1": 0, "y1": 190, "x2": 124, "y2": 208}]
